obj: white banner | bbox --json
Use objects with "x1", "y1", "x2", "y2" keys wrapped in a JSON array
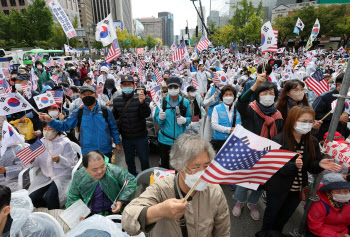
[
  {"x1": 47, "y1": 0, "x2": 77, "y2": 39},
  {"x1": 324, "y1": 140, "x2": 350, "y2": 167}
]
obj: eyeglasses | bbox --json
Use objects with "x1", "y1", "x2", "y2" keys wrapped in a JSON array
[
  {"x1": 185, "y1": 166, "x2": 207, "y2": 174},
  {"x1": 162, "y1": 91, "x2": 168, "y2": 94},
  {"x1": 291, "y1": 88, "x2": 306, "y2": 94},
  {"x1": 168, "y1": 85, "x2": 179, "y2": 90}
]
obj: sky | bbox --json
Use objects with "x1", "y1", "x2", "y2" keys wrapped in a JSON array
[{"x1": 132, "y1": 0, "x2": 224, "y2": 36}]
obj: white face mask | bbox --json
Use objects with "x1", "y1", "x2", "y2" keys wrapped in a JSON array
[
  {"x1": 181, "y1": 170, "x2": 208, "y2": 191},
  {"x1": 43, "y1": 131, "x2": 57, "y2": 140},
  {"x1": 12, "y1": 74, "x2": 17, "y2": 78},
  {"x1": 289, "y1": 92, "x2": 304, "y2": 102},
  {"x1": 259, "y1": 95, "x2": 275, "y2": 107},
  {"x1": 168, "y1": 88, "x2": 179, "y2": 97},
  {"x1": 223, "y1": 96, "x2": 234, "y2": 105},
  {"x1": 48, "y1": 111, "x2": 59, "y2": 119},
  {"x1": 294, "y1": 122, "x2": 313, "y2": 135},
  {"x1": 37, "y1": 65, "x2": 43, "y2": 70},
  {"x1": 15, "y1": 84, "x2": 23, "y2": 92},
  {"x1": 190, "y1": 92, "x2": 197, "y2": 97},
  {"x1": 332, "y1": 193, "x2": 350, "y2": 203}
]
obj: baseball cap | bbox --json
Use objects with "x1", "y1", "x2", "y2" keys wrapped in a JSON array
[
  {"x1": 80, "y1": 85, "x2": 96, "y2": 94},
  {"x1": 166, "y1": 76, "x2": 181, "y2": 86},
  {"x1": 121, "y1": 74, "x2": 134, "y2": 84},
  {"x1": 324, "y1": 132, "x2": 347, "y2": 144}
]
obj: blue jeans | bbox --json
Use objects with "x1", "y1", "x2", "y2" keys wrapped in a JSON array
[
  {"x1": 233, "y1": 185, "x2": 262, "y2": 205},
  {"x1": 29, "y1": 182, "x2": 60, "y2": 210},
  {"x1": 122, "y1": 136, "x2": 150, "y2": 176}
]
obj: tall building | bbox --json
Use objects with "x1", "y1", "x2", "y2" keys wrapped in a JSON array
[
  {"x1": 207, "y1": 10, "x2": 229, "y2": 28},
  {"x1": 158, "y1": 12, "x2": 174, "y2": 46},
  {"x1": 78, "y1": 0, "x2": 94, "y2": 44},
  {"x1": 228, "y1": 0, "x2": 276, "y2": 20},
  {"x1": 272, "y1": 0, "x2": 318, "y2": 22},
  {"x1": 0, "y1": 0, "x2": 28, "y2": 15},
  {"x1": 137, "y1": 17, "x2": 166, "y2": 44},
  {"x1": 0, "y1": 0, "x2": 80, "y2": 26},
  {"x1": 91, "y1": 0, "x2": 133, "y2": 34}
]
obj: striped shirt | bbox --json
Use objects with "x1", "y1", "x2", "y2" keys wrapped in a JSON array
[{"x1": 290, "y1": 142, "x2": 304, "y2": 192}]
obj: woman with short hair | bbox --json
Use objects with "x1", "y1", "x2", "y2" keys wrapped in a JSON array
[{"x1": 122, "y1": 133, "x2": 230, "y2": 237}]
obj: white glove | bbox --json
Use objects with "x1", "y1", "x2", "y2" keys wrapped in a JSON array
[
  {"x1": 177, "y1": 116, "x2": 186, "y2": 126},
  {"x1": 159, "y1": 110, "x2": 166, "y2": 120}
]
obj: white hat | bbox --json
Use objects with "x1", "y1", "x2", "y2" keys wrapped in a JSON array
[{"x1": 100, "y1": 66, "x2": 109, "y2": 73}]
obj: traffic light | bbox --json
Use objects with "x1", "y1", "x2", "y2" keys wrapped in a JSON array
[
  {"x1": 196, "y1": 26, "x2": 198, "y2": 37},
  {"x1": 185, "y1": 27, "x2": 188, "y2": 34}
]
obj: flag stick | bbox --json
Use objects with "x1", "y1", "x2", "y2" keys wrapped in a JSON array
[
  {"x1": 16, "y1": 93, "x2": 41, "y2": 116},
  {"x1": 320, "y1": 111, "x2": 332, "y2": 121},
  {"x1": 182, "y1": 177, "x2": 202, "y2": 203}
]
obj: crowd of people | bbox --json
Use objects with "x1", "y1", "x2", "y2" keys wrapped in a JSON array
[{"x1": 0, "y1": 46, "x2": 350, "y2": 237}]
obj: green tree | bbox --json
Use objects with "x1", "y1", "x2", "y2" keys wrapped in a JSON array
[
  {"x1": 8, "y1": 10, "x2": 30, "y2": 47},
  {"x1": 191, "y1": 32, "x2": 202, "y2": 44},
  {"x1": 145, "y1": 35, "x2": 158, "y2": 49},
  {"x1": 116, "y1": 29, "x2": 130, "y2": 49},
  {"x1": 68, "y1": 16, "x2": 80, "y2": 48},
  {"x1": 212, "y1": 25, "x2": 236, "y2": 47},
  {"x1": 26, "y1": 0, "x2": 54, "y2": 43},
  {"x1": 92, "y1": 41, "x2": 103, "y2": 50}
]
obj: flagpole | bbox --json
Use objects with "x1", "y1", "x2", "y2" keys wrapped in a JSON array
[
  {"x1": 182, "y1": 177, "x2": 202, "y2": 203},
  {"x1": 16, "y1": 93, "x2": 41, "y2": 116}
]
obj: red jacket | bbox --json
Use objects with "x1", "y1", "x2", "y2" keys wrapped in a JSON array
[
  {"x1": 307, "y1": 191, "x2": 350, "y2": 237},
  {"x1": 80, "y1": 67, "x2": 88, "y2": 80}
]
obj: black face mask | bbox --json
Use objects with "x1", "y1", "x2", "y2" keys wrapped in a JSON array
[{"x1": 82, "y1": 96, "x2": 96, "y2": 106}]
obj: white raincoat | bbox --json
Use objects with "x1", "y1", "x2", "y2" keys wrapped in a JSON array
[
  {"x1": 27, "y1": 135, "x2": 78, "y2": 206},
  {"x1": 0, "y1": 143, "x2": 29, "y2": 192}
]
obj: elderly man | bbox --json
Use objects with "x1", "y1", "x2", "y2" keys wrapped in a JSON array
[
  {"x1": 122, "y1": 133, "x2": 230, "y2": 237},
  {"x1": 66, "y1": 150, "x2": 137, "y2": 216}
]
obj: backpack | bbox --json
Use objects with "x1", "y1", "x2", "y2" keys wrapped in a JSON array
[
  {"x1": 77, "y1": 105, "x2": 109, "y2": 132},
  {"x1": 162, "y1": 97, "x2": 188, "y2": 117}
]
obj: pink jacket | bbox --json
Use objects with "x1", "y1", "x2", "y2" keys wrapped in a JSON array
[{"x1": 307, "y1": 191, "x2": 350, "y2": 237}]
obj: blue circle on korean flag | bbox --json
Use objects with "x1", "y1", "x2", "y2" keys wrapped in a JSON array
[
  {"x1": 221, "y1": 76, "x2": 227, "y2": 82},
  {"x1": 8, "y1": 98, "x2": 20, "y2": 107},
  {"x1": 100, "y1": 26, "x2": 108, "y2": 38},
  {"x1": 41, "y1": 97, "x2": 49, "y2": 104},
  {"x1": 261, "y1": 34, "x2": 265, "y2": 45}
]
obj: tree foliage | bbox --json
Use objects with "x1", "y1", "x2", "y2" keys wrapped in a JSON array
[
  {"x1": 273, "y1": 4, "x2": 350, "y2": 46},
  {"x1": 145, "y1": 35, "x2": 159, "y2": 49}
]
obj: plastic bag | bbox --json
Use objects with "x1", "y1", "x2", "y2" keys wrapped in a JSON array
[{"x1": 66, "y1": 215, "x2": 124, "y2": 237}]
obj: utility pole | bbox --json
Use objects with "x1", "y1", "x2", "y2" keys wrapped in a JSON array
[
  {"x1": 198, "y1": 0, "x2": 205, "y2": 36},
  {"x1": 187, "y1": 20, "x2": 191, "y2": 48},
  {"x1": 190, "y1": 0, "x2": 213, "y2": 44}
]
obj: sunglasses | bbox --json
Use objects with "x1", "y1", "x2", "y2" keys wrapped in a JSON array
[{"x1": 168, "y1": 85, "x2": 179, "y2": 90}]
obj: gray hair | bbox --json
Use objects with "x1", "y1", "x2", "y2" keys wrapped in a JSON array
[{"x1": 170, "y1": 132, "x2": 215, "y2": 171}]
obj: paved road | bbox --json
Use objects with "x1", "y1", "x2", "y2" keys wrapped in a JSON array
[{"x1": 114, "y1": 149, "x2": 305, "y2": 237}]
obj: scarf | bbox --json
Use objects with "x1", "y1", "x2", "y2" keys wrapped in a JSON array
[
  {"x1": 256, "y1": 100, "x2": 277, "y2": 115},
  {"x1": 249, "y1": 100, "x2": 283, "y2": 138}
]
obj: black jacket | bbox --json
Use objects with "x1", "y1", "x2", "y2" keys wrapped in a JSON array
[
  {"x1": 312, "y1": 88, "x2": 349, "y2": 141},
  {"x1": 112, "y1": 92, "x2": 151, "y2": 139},
  {"x1": 264, "y1": 133, "x2": 324, "y2": 200},
  {"x1": 236, "y1": 98, "x2": 284, "y2": 139}
]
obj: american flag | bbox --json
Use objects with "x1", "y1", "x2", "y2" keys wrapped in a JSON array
[
  {"x1": 16, "y1": 139, "x2": 46, "y2": 165},
  {"x1": 305, "y1": 69, "x2": 329, "y2": 96},
  {"x1": 154, "y1": 68, "x2": 164, "y2": 84},
  {"x1": 197, "y1": 35, "x2": 210, "y2": 52},
  {"x1": 47, "y1": 90, "x2": 64, "y2": 104},
  {"x1": 62, "y1": 86, "x2": 73, "y2": 98},
  {"x1": 201, "y1": 134, "x2": 298, "y2": 185},
  {"x1": 305, "y1": 56, "x2": 314, "y2": 67},
  {"x1": 51, "y1": 75, "x2": 58, "y2": 84},
  {"x1": 213, "y1": 72, "x2": 220, "y2": 84},
  {"x1": 171, "y1": 40, "x2": 188, "y2": 62},
  {"x1": 106, "y1": 39, "x2": 121, "y2": 63},
  {"x1": 21, "y1": 84, "x2": 32, "y2": 98},
  {"x1": 192, "y1": 76, "x2": 199, "y2": 88},
  {"x1": 150, "y1": 85, "x2": 160, "y2": 99},
  {"x1": 96, "y1": 86, "x2": 103, "y2": 95},
  {"x1": 0, "y1": 79, "x2": 12, "y2": 93},
  {"x1": 35, "y1": 53, "x2": 43, "y2": 61}
]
